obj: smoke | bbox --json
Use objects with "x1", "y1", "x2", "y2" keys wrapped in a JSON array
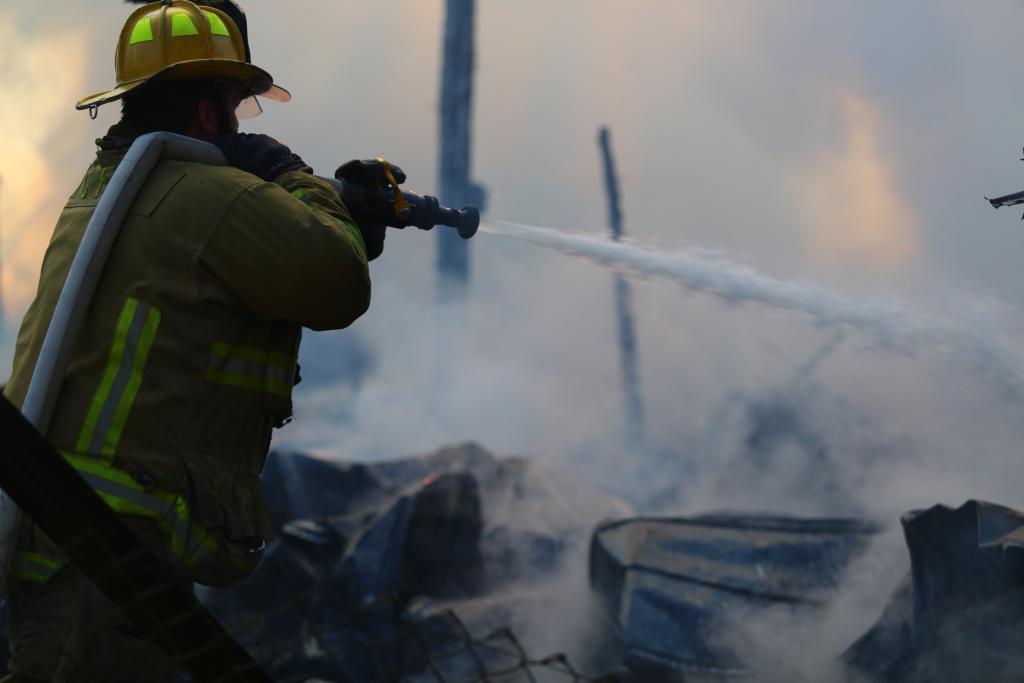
[
  {"x1": 0, "y1": 13, "x2": 92, "y2": 323},
  {"x1": 793, "y1": 91, "x2": 921, "y2": 269}
]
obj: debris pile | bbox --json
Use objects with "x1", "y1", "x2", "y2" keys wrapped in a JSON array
[
  {"x1": 202, "y1": 443, "x2": 631, "y2": 681},
  {"x1": 208, "y1": 445, "x2": 1024, "y2": 682},
  {"x1": 0, "y1": 442, "x2": 1019, "y2": 681},
  {"x1": 843, "y1": 500, "x2": 1024, "y2": 683}
]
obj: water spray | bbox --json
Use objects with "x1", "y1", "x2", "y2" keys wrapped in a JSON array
[{"x1": 479, "y1": 219, "x2": 1024, "y2": 403}]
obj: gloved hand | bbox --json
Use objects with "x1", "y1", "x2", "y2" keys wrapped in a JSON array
[
  {"x1": 334, "y1": 159, "x2": 408, "y2": 262},
  {"x1": 334, "y1": 158, "x2": 407, "y2": 192},
  {"x1": 214, "y1": 133, "x2": 312, "y2": 181}
]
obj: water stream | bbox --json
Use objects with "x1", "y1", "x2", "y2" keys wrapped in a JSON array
[{"x1": 480, "y1": 219, "x2": 1024, "y2": 402}]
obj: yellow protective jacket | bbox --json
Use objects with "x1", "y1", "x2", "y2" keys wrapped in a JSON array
[{"x1": 3, "y1": 129, "x2": 370, "y2": 585}]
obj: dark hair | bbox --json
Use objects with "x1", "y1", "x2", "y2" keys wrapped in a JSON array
[{"x1": 120, "y1": 78, "x2": 225, "y2": 134}]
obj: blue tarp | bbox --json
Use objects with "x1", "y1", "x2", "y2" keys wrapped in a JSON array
[
  {"x1": 590, "y1": 515, "x2": 879, "y2": 677},
  {"x1": 843, "y1": 500, "x2": 1024, "y2": 682}
]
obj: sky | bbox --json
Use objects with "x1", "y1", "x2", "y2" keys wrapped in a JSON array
[{"x1": 7, "y1": 0, "x2": 1024, "y2": 675}]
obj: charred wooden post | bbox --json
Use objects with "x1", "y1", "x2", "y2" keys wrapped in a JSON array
[
  {"x1": 437, "y1": 0, "x2": 486, "y2": 298},
  {"x1": 599, "y1": 127, "x2": 645, "y2": 447}
]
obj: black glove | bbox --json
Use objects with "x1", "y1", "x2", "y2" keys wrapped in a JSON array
[
  {"x1": 334, "y1": 158, "x2": 407, "y2": 190},
  {"x1": 333, "y1": 159, "x2": 408, "y2": 262},
  {"x1": 214, "y1": 133, "x2": 312, "y2": 181}
]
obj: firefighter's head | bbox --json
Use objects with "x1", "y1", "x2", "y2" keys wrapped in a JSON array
[{"x1": 77, "y1": 0, "x2": 290, "y2": 137}]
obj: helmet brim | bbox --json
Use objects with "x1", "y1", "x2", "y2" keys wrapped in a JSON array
[{"x1": 75, "y1": 59, "x2": 290, "y2": 110}]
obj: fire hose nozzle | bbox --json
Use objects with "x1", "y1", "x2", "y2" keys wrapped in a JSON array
[
  {"x1": 321, "y1": 177, "x2": 479, "y2": 239},
  {"x1": 453, "y1": 205, "x2": 480, "y2": 239}
]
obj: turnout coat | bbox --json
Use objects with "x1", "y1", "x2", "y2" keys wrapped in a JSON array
[{"x1": 3, "y1": 128, "x2": 370, "y2": 586}]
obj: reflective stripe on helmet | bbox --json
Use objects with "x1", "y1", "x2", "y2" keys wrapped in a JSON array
[
  {"x1": 76, "y1": 298, "x2": 161, "y2": 463},
  {"x1": 170, "y1": 12, "x2": 199, "y2": 38},
  {"x1": 204, "y1": 10, "x2": 231, "y2": 37},
  {"x1": 128, "y1": 17, "x2": 154, "y2": 45}
]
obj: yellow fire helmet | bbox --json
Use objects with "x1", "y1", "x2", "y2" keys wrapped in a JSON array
[{"x1": 76, "y1": 0, "x2": 290, "y2": 112}]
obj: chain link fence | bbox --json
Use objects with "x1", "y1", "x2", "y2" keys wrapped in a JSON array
[{"x1": 212, "y1": 590, "x2": 614, "y2": 683}]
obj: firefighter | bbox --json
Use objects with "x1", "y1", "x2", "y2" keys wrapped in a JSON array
[{"x1": 1, "y1": 1, "x2": 383, "y2": 679}]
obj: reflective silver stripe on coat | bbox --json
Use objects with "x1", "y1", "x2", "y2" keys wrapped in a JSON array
[
  {"x1": 216, "y1": 355, "x2": 294, "y2": 387},
  {"x1": 86, "y1": 301, "x2": 154, "y2": 455},
  {"x1": 12, "y1": 552, "x2": 63, "y2": 582}
]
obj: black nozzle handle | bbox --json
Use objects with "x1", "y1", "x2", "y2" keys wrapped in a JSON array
[
  {"x1": 321, "y1": 177, "x2": 478, "y2": 239},
  {"x1": 420, "y1": 200, "x2": 479, "y2": 239}
]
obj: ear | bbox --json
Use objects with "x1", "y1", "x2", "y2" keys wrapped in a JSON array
[{"x1": 192, "y1": 97, "x2": 221, "y2": 140}]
